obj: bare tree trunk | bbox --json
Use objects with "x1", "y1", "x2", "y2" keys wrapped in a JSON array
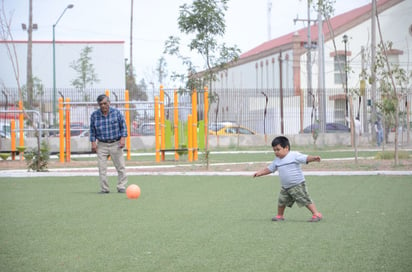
[
  {"x1": 375, "y1": 9, "x2": 399, "y2": 165},
  {"x1": 1, "y1": 0, "x2": 41, "y2": 170}
]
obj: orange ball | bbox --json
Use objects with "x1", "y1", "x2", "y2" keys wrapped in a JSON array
[{"x1": 126, "y1": 184, "x2": 141, "y2": 199}]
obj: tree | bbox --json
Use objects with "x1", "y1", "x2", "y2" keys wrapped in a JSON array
[
  {"x1": 156, "y1": 56, "x2": 168, "y2": 85},
  {"x1": 164, "y1": 0, "x2": 240, "y2": 89},
  {"x1": 370, "y1": 41, "x2": 411, "y2": 165},
  {"x1": 125, "y1": 59, "x2": 148, "y2": 101},
  {"x1": 0, "y1": 0, "x2": 46, "y2": 171},
  {"x1": 164, "y1": 0, "x2": 240, "y2": 168},
  {"x1": 70, "y1": 46, "x2": 100, "y2": 101}
]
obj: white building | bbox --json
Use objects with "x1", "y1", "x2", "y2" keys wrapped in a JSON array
[
  {"x1": 0, "y1": 40, "x2": 125, "y2": 127},
  {"x1": 0, "y1": 40, "x2": 125, "y2": 90},
  {"x1": 208, "y1": 0, "x2": 411, "y2": 135}
]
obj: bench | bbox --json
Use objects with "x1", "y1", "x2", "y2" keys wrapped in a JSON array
[{"x1": 159, "y1": 148, "x2": 191, "y2": 161}]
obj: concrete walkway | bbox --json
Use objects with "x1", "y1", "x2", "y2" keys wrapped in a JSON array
[
  {"x1": 1, "y1": 148, "x2": 411, "y2": 178},
  {"x1": 1, "y1": 163, "x2": 411, "y2": 178}
]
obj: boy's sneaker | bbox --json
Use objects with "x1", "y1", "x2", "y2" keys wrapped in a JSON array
[
  {"x1": 271, "y1": 215, "x2": 285, "y2": 221},
  {"x1": 308, "y1": 213, "x2": 323, "y2": 222}
]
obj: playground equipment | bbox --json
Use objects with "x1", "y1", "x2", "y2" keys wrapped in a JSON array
[
  {"x1": 1, "y1": 86, "x2": 209, "y2": 163},
  {"x1": 154, "y1": 86, "x2": 208, "y2": 162},
  {"x1": 58, "y1": 87, "x2": 207, "y2": 163},
  {"x1": 0, "y1": 105, "x2": 43, "y2": 160},
  {"x1": 57, "y1": 90, "x2": 132, "y2": 163}
]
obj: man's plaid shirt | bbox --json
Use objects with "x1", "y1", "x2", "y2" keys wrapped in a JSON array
[{"x1": 90, "y1": 107, "x2": 128, "y2": 142}]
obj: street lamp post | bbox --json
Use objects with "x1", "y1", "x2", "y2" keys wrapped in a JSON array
[
  {"x1": 342, "y1": 34, "x2": 348, "y2": 123},
  {"x1": 52, "y1": 4, "x2": 74, "y2": 125}
]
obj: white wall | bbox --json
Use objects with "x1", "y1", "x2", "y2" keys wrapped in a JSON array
[
  {"x1": 0, "y1": 41, "x2": 125, "y2": 89},
  {"x1": 212, "y1": 49, "x2": 294, "y2": 90},
  {"x1": 305, "y1": 0, "x2": 412, "y2": 91}
]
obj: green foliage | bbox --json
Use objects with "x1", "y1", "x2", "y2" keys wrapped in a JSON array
[
  {"x1": 164, "y1": 0, "x2": 240, "y2": 89},
  {"x1": 125, "y1": 59, "x2": 148, "y2": 102},
  {"x1": 311, "y1": 120, "x2": 319, "y2": 145},
  {"x1": 177, "y1": 144, "x2": 188, "y2": 156},
  {"x1": 24, "y1": 141, "x2": 50, "y2": 172},
  {"x1": 371, "y1": 41, "x2": 410, "y2": 130},
  {"x1": 156, "y1": 56, "x2": 168, "y2": 84},
  {"x1": 312, "y1": 0, "x2": 336, "y2": 19},
  {"x1": 70, "y1": 46, "x2": 100, "y2": 101},
  {"x1": 21, "y1": 76, "x2": 44, "y2": 109},
  {"x1": 375, "y1": 150, "x2": 410, "y2": 160}
]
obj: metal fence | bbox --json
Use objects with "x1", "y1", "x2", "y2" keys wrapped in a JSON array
[
  {"x1": 1, "y1": 87, "x2": 411, "y2": 137},
  {"x1": 207, "y1": 87, "x2": 412, "y2": 136}
]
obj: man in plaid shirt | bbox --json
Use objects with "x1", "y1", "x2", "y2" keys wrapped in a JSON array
[{"x1": 90, "y1": 94, "x2": 128, "y2": 194}]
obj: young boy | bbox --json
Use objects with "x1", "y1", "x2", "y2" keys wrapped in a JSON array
[{"x1": 253, "y1": 136, "x2": 323, "y2": 222}]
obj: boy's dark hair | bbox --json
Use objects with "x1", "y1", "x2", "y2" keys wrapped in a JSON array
[
  {"x1": 271, "y1": 136, "x2": 290, "y2": 150},
  {"x1": 97, "y1": 94, "x2": 109, "y2": 103}
]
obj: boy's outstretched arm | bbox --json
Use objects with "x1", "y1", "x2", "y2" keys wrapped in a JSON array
[
  {"x1": 307, "y1": 155, "x2": 321, "y2": 163},
  {"x1": 253, "y1": 167, "x2": 272, "y2": 178}
]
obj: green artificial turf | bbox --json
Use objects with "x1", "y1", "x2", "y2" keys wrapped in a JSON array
[{"x1": 1, "y1": 175, "x2": 411, "y2": 272}]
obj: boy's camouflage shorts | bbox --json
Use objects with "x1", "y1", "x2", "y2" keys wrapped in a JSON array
[{"x1": 278, "y1": 182, "x2": 313, "y2": 208}]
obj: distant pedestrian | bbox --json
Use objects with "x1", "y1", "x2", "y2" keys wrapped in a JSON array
[
  {"x1": 374, "y1": 118, "x2": 383, "y2": 147},
  {"x1": 90, "y1": 94, "x2": 128, "y2": 194},
  {"x1": 253, "y1": 136, "x2": 323, "y2": 222}
]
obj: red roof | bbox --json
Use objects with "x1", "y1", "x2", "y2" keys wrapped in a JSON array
[
  {"x1": 240, "y1": 0, "x2": 399, "y2": 59},
  {"x1": 0, "y1": 106, "x2": 19, "y2": 120}
]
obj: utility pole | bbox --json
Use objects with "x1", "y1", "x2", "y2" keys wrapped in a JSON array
[
  {"x1": 294, "y1": 1, "x2": 316, "y2": 112},
  {"x1": 371, "y1": 0, "x2": 377, "y2": 138},
  {"x1": 24, "y1": 0, "x2": 37, "y2": 108},
  {"x1": 317, "y1": 8, "x2": 326, "y2": 133},
  {"x1": 306, "y1": 0, "x2": 312, "y2": 107},
  {"x1": 129, "y1": 0, "x2": 134, "y2": 93},
  {"x1": 279, "y1": 51, "x2": 284, "y2": 134}
]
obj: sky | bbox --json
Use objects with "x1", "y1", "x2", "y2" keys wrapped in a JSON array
[{"x1": 2, "y1": 0, "x2": 371, "y2": 87}]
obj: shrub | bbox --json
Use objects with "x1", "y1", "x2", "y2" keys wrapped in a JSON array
[
  {"x1": 375, "y1": 150, "x2": 410, "y2": 160},
  {"x1": 24, "y1": 141, "x2": 50, "y2": 172}
]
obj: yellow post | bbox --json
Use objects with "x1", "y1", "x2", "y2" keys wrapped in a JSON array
[
  {"x1": 11, "y1": 120, "x2": 16, "y2": 160},
  {"x1": 188, "y1": 114, "x2": 193, "y2": 162},
  {"x1": 125, "y1": 90, "x2": 131, "y2": 160},
  {"x1": 65, "y1": 98, "x2": 71, "y2": 162},
  {"x1": 58, "y1": 98, "x2": 64, "y2": 162},
  {"x1": 204, "y1": 87, "x2": 209, "y2": 149},
  {"x1": 154, "y1": 96, "x2": 160, "y2": 162},
  {"x1": 105, "y1": 89, "x2": 110, "y2": 97},
  {"x1": 173, "y1": 90, "x2": 179, "y2": 161},
  {"x1": 191, "y1": 90, "x2": 198, "y2": 161},
  {"x1": 160, "y1": 86, "x2": 165, "y2": 160},
  {"x1": 18, "y1": 100, "x2": 24, "y2": 149}
]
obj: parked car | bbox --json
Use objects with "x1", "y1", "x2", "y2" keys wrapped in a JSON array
[
  {"x1": 302, "y1": 122, "x2": 350, "y2": 133},
  {"x1": 70, "y1": 123, "x2": 88, "y2": 136},
  {"x1": 136, "y1": 122, "x2": 156, "y2": 136},
  {"x1": 53, "y1": 123, "x2": 89, "y2": 137},
  {"x1": 0, "y1": 131, "x2": 9, "y2": 138},
  {"x1": 76, "y1": 130, "x2": 90, "y2": 137},
  {"x1": 209, "y1": 125, "x2": 256, "y2": 136},
  {"x1": 209, "y1": 121, "x2": 239, "y2": 132}
]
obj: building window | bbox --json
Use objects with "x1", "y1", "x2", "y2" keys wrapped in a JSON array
[
  {"x1": 387, "y1": 49, "x2": 403, "y2": 66},
  {"x1": 334, "y1": 55, "x2": 346, "y2": 85}
]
